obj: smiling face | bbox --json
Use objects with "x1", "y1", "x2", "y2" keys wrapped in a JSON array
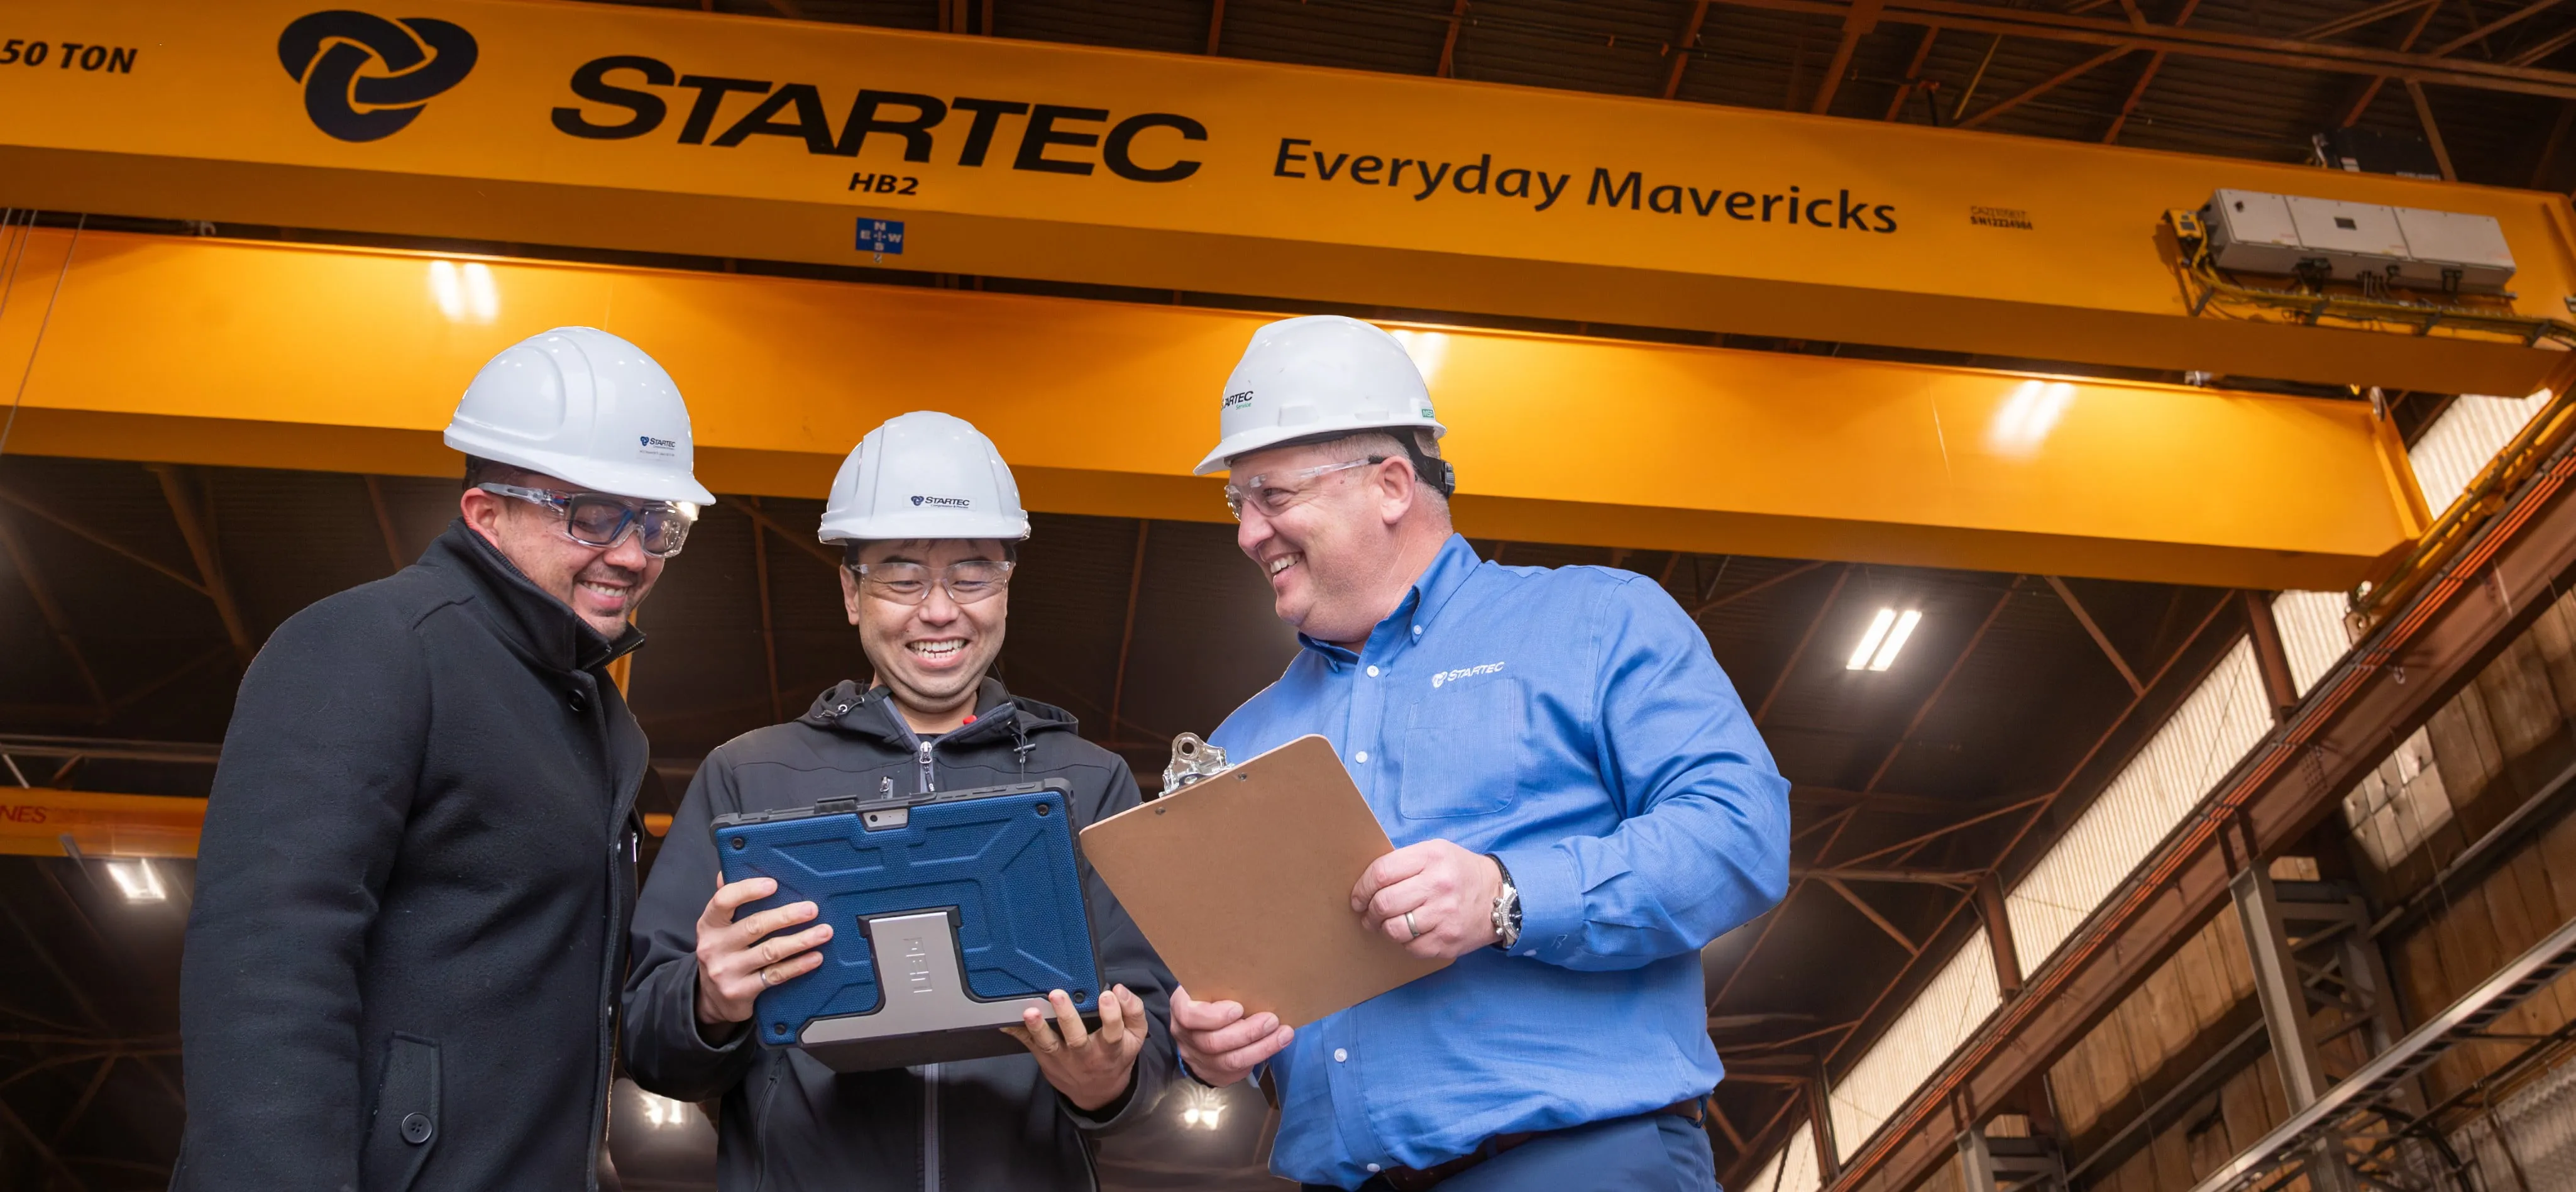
[
  {"x1": 459, "y1": 471, "x2": 665, "y2": 641},
  {"x1": 1230, "y1": 439, "x2": 1426, "y2": 648},
  {"x1": 841, "y1": 538, "x2": 1012, "y2": 734}
]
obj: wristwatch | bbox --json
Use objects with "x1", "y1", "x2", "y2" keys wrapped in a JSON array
[{"x1": 1485, "y1": 854, "x2": 1521, "y2": 950}]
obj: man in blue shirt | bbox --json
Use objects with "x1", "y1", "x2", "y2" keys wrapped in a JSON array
[{"x1": 1167, "y1": 316, "x2": 1790, "y2": 1191}]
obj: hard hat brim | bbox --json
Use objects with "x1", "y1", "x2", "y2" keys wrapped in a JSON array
[
  {"x1": 816, "y1": 512, "x2": 1032, "y2": 543},
  {"x1": 1193, "y1": 414, "x2": 1446, "y2": 475},
  {"x1": 443, "y1": 430, "x2": 719, "y2": 506}
]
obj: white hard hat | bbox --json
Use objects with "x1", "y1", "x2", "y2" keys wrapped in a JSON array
[
  {"x1": 444, "y1": 326, "x2": 717, "y2": 505},
  {"x1": 1193, "y1": 314, "x2": 1446, "y2": 475},
  {"x1": 818, "y1": 411, "x2": 1030, "y2": 543}
]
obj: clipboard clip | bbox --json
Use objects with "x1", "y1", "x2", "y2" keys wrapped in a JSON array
[{"x1": 1162, "y1": 733, "x2": 1230, "y2": 793}]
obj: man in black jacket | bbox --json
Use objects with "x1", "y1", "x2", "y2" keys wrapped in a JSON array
[
  {"x1": 175, "y1": 328, "x2": 719, "y2": 1191},
  {"x1": 622, "y1": 411, "x2": 1177, "y2": 1189}
]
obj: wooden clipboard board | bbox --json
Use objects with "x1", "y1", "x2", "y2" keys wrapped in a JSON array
[{"x1": 1079, "y1": 735, "x2": 1448, "y2": 1027}]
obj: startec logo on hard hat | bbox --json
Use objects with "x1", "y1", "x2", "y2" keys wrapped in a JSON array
[
  {"x1": 910, "y1": 495, "x2": 973, "y2": 509},
  {"x1": 637, "y1": 434, "x2": 678, "y2": 458},
  {"x1": 1223, "y1": 390, "x2": 1255, "y2": 409},
  {"x1": 277, "y1": 11, "x2": 479, "y2": 143}
]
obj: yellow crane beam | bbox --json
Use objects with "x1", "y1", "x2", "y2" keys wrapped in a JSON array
[
  {"x1": 0, "y1": 0, "x2": 2568, "y2": 394},
  {"x1": 0, "y1": 229, "x2": 2435, "y2": 589},
  {"x1": 0, "y1": 789, "x2": 204, "y2": 859}
]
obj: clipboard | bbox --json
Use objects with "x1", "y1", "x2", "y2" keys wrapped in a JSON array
[{"x1": 1077, "y1": 734, "x2": 1448, "y2": 1027}]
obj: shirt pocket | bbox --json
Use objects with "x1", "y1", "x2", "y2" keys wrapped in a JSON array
[{"x1": 1396, "y1": 675, "x2": 1529, "y2": 819}]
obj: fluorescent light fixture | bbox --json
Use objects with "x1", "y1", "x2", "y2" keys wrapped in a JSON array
[
  {"x1": 1870, "y1": 610, "x2": 1923, "y2": 671},
  {"x1": 1847, "y1": 608, "x2": 1924, "y2": 671},
  {"x1": 104, "y1": 858, "x2": 166, "y2": 903},
  {"x1": 1847, "y1": 609, "x2": 1897, "y2": 670}
]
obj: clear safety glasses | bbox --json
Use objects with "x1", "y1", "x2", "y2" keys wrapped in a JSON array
[
  {"x1": 1223, "y1": 456, "x2": 1385, "y2": 522},
  {"x1": 849, "y1": 560, "x2": 1016, "y2": 606},
  {"x1": 477, "y1": 483, "x2": 699, "y2": 558}
]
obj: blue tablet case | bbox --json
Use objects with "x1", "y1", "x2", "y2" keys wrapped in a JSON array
[{"x1": 711, "y1": 780, "x2": 1101, "y2": 1071}]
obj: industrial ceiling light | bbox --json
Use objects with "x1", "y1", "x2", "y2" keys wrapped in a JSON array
[
  {"x1": 1847, "y1": 608, "x2": 1923, "y2": 671},
  {"x1": 104, "y1": 858, "x2": 167, "y2": 903}
]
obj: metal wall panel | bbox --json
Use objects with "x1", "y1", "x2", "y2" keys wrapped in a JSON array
[
  {"x1": 2272, "y1": 589, "x2": 2353, "y2": 698},
  {"x1": 1828, "y1": 932, "x2": 2003, "y2": 1161},
  {"x1": 2413, "y1": 1014, "x2": 2576, "y2": 1189},
  {"x1": 2340, "y1": 726, "x2": 2452, "y2": 876},
  {"x1": 1744, "y1": 1122, "x2": 1825, "y2": 1192},
  {"x1": 2411, "y1": 391, "x2": 2553, "y2": 516},
  {"x1": 2006, "y1": 639, "x2": 2268, "y2": 973}
]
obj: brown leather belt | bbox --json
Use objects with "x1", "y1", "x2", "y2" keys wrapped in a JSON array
[{"x1": 1373, "y1": 1098, "x2": 1707, "y2": 1192}]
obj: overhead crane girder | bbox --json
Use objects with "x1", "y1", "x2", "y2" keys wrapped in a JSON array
[
  {"x1": 0, "y1": 0, "x2": 2570, "y2": 395},
  {"x1": 0, "y1": 229, "x2": 2428, "y2": 590}
]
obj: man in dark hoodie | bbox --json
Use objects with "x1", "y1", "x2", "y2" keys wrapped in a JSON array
[
  {"x1": 622, "y1": 411, "x2": 1176, "y2": 1189},
  {"x1": 177, "y1": 327, "x2": 717, "y2": 1191}
]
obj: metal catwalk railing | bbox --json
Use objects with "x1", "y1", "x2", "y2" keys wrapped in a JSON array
[{"x1": 2186, "y1": 913, "x2": 2576, "y2": 1192}]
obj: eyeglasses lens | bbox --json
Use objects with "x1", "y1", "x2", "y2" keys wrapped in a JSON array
[
  {"x1": 860, "y1": 561, "x2": 1011, "y2": 605},
  {"x1": 1220, "y1": 457, "x2": 1384, "y2": 522},
  {"x1": 564, "y1": 495, "x2": 690, "y2": 556}
]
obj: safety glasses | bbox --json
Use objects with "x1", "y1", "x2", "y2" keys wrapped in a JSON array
[
  {"x1": 848, "y1": 560, "x2": 1015, "y2": 605},
  {"x1": 477, "y1": 483, "x2": 699, "y2": 558},
  {"x1": 1223, "y1": 456, "x2": 1385, "y2": 522}
]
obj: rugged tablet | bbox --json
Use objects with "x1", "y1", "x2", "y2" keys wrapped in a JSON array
[{"x1": 712, "y1": 780, "x2": 1103, "y2": 1072}]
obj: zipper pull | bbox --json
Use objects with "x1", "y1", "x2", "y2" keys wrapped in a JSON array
[{"x1": 918, "y1": 739, "x2": 935, "y2": 794}]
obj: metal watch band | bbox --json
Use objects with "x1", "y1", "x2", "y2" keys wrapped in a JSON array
[{"x1": 1485, "y1": 853, "x2": 1522, "y2": 949}]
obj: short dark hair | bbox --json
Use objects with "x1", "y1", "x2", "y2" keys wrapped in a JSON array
[{"x1": 840, "y1": 538, "x2": 1021, "y2": 568}]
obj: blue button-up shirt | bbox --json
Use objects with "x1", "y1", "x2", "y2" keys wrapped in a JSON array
[{"x1": 1209, "y1": 534, "x2": 1790, "y2": 1189}]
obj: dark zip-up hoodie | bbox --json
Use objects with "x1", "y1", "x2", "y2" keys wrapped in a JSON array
[
  {"x1": 621, "y1": 678, "x2": 1178, "y2": 1191},
  {"x1": 177, "y1": 519, "x2": 650, "y2": 1192}
]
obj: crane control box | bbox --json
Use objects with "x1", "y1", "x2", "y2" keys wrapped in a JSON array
[{"x1": 2201, "y1": 188, "x2": 2515, "y2": 292}]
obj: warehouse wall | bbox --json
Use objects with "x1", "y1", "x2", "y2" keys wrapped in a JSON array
[{"x1": 2022, "y1": 584, "x2": 2576, "y2": 1191}]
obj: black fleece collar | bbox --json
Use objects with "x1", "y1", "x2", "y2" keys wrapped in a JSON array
[
  {"x1": 799, "y1": 676, "x2": 1080, "y2": 749},
  {"x1": 427, "y1": 519, "x2": 646, "y2": 675}
]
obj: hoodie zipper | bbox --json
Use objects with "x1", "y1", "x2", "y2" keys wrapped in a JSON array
[
  {"x1": 914, "y1": 727, "x2": 938, "y2": 1190},
  {"x1": 922, "y1": 1062, "x2": 942, "y2": 1191}
]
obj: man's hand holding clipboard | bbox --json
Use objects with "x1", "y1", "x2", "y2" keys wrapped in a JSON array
[{"x1": 1076, "y1": 734, "x2": 1451, "y2": 1085}]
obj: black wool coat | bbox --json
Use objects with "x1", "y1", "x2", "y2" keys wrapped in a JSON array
[
  {"x1": 175, "y1": 519, "x2": 651, "y2": 1192},
  {"x1": 620, "y1": 678, "x2": 1179, "y2": 1192}
]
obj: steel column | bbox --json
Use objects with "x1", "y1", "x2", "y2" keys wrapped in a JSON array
[{"x1": 1956, "y1": 1124, "x2": 2067, "y2": 1192}]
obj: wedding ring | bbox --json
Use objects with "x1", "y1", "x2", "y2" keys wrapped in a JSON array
[{"x1": 1403, "y1": 911, "x2": 1421, "y2": 941}]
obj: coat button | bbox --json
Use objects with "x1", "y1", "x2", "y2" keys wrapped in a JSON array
[
  {"x1": 568, "y1": 688, "x2": 589, "y2": 713},
  {"x1": 400, "y1": 1112, "x2": 434, "y2": 1145}
]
